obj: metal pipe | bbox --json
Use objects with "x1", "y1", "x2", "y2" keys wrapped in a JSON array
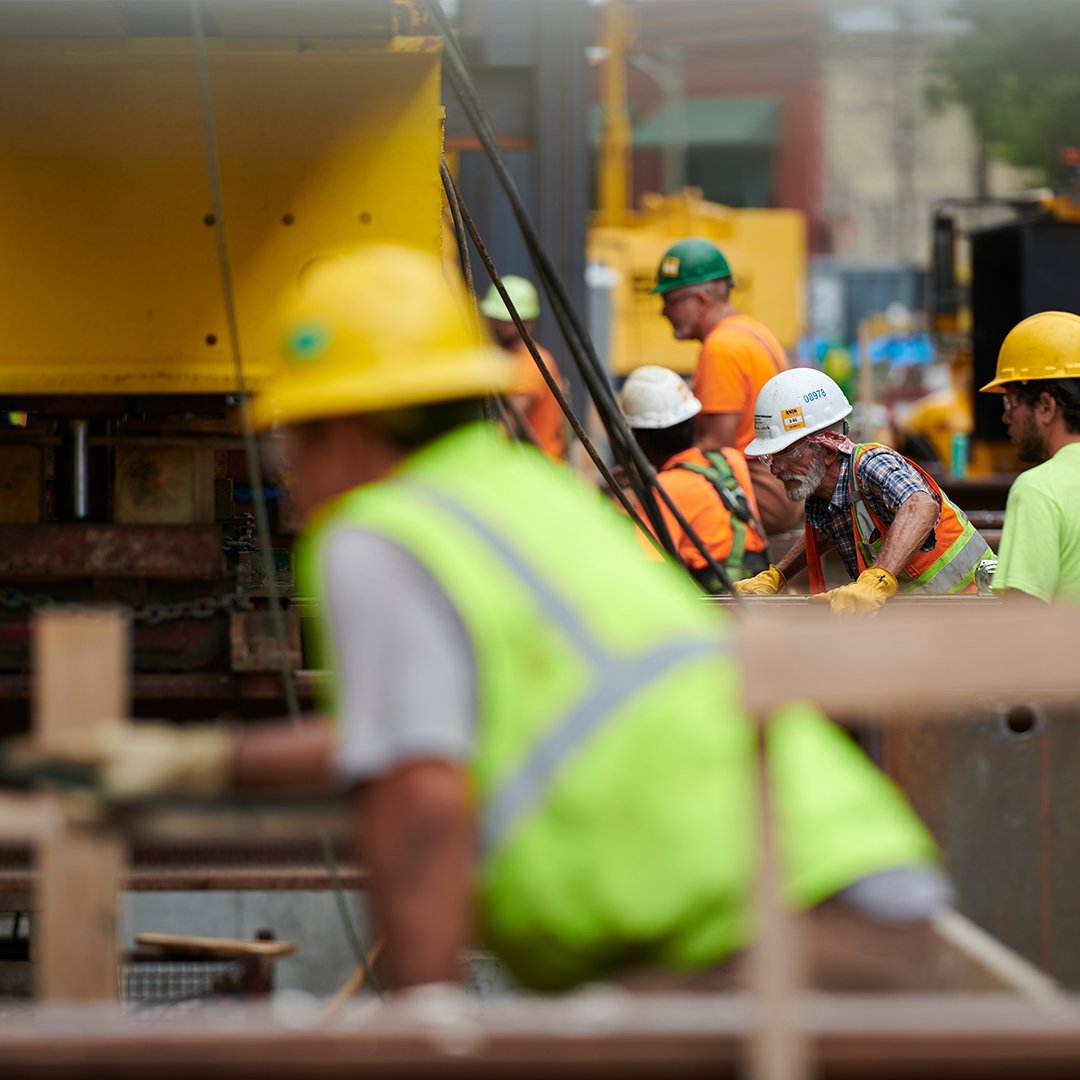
[{"x1": 72, "y1": 419, "x2": 89, "y2": 520}]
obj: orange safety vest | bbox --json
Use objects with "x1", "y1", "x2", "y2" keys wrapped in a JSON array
[
  {"x1": 806, "y1": 443, "x2": 992, "y2": 595},
  {"x1": 514, "y1": 342, "x2": 566, "y2": 462}
]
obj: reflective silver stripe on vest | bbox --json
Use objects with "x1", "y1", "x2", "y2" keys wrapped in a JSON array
[
  {"x1": 405, "y1": 481, "x2": 728, "y2": 853},
  {"x1": 908, "y1": 505, "x2": 993, "y2": 593}
]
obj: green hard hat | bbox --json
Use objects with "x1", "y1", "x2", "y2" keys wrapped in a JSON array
[
  {"x1": 479, "y1": 275, "x2": 540, "y2": 321},
  {"x1": 651, "y1": 238, "x2": 733, "y2": 295}
]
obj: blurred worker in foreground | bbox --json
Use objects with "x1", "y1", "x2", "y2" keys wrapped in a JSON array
[
  {"x1": 480, "y1": 275, "x2": 566, "y2": 461},
  {"x1": 619, "y1": 365, "x2": 769, "y2": 591},
  {"x1": 652, "y1": 237, "x2": 801, "y2": 535},
  {"x1": 980, "y1": 311, "x2": 1080, "y2": 603},
  {"x1": 36, "y1": 247, "x2": 949, "y2": 993},
  {"x1": 736, "y1": 369, "x2": 992, "y2": 615}
]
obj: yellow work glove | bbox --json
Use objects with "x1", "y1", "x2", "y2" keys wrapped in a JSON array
[
  {"x1": 732, "y1": 563, "x2": 787, "y2": 596},
  {"x1": 4, "y1": 723, "x2": 233, "y2": 799},
  {"x1": 812, "y1": 566, "x2": 898, "y2": 616}
]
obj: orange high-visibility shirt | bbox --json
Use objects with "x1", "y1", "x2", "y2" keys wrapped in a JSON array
[
  {"x1": 692, "y1": 314, "x2": 788, "y2": 452},
  {"x1": 514, "y1": 341, "x2": 566, "y2": 462},
  {"x1": 646, "y1": 447, "x2": 768, "y2": 570}
]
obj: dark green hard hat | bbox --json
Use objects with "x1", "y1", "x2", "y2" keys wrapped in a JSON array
[{"x1": 651, "y1": 237, "x2": 733, "y2": 295}]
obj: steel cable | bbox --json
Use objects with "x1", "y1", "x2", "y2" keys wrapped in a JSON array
[
  {"x1": 441, "y1": 160, "x2": 668, "y2": 555},
  {"x1": 188, "y1": 1, "x2": 382, "y2": 998},
  {"x1": 424, "y1": 1, "x2": 742, "y2": 597}
]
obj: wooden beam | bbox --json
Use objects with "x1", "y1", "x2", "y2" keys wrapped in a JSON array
[
  {"x1": 37, "y1": 825, "x2": 124, "y2": 1001},
  {"x1": 732, "y1": 603, "x2": 1080, "y2": 720},
  {"x1": 4, "y1": 996, "x2": 1080, "y2": 1077},
  {"x1": 135, "y1": 932, "x2": 294, "y2": 958},
  {"x1": 32, "y1": 607, "x2": 127, "y2": 755},
  {"x1": 32, "y1": 607, "x2": 128, "y2": 1002}
]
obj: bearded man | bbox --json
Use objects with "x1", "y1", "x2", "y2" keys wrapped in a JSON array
[{"x1": 732, "y1": 370, "x2": 992, "y2": 615}]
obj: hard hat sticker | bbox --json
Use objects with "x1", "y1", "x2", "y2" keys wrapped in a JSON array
[
  {"x1": 286, "y1": 322, "x2": 331, "y2": 364},
  {"x1": 660, "y1": 256, "x2": 680, "y2": 277},
  {"x1": 781, "y1": 406, "x2": 805, "y2": 430}
]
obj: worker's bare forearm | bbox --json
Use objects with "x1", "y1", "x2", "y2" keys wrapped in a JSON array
[
  {"x1": 229, "y1": 715, "x2": 337, "y2": 791},
  {"x1": 872, "y1": 491, "x2": 939, "y2": 578},
  {"x1": 360, "y1": 761, "x2": 475, "y2": 990},
  {"x1": 775, "y1": 533, "x2": 810, "y2": 580}
]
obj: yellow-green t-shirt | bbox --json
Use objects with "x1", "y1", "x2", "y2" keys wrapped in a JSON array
[{"x1": 993, "y1": 442, "x2": 1080, "y2": 603}]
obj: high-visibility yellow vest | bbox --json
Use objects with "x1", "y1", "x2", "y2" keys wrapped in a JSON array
[{"x1": 298, "y1": 424, "x2": 938, "y2": 990}]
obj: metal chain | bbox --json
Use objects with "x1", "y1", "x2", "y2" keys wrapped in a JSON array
[
  {"x1": 221, "y1": 512, "x2": 257, "y2": 552},
  {"x1": 0, "y1": 568, "x2": 254, "y2": 625}
]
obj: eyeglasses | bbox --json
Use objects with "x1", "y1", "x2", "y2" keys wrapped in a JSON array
[
  {"x1": 661, "y1": 288, "x2": 703, "y2": 310},
  {"x1": 1002, "y1": 392, "x2": 1028, "y2": 413},
  {"x1": 758, "y1": 439, "x2": 812, "y2": 469}
]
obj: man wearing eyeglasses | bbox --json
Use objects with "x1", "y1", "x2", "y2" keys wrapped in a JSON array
[
  {"x1": 652, "y1": 238, "x2": 803, "y2": 536},
  {"x1": 980, "y1": 311, "x2": 1080, "y2": 604},
  {"x1": 732, "y1": 369, "x2": 992, "y2": 615}
]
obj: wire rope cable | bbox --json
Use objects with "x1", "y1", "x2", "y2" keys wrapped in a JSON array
[
  {"x1": 424, "y1": 1, "x2": 742, "y2": 596},
  {"x1": 442, "y1": 161, "x2": 667, "y2": 555},
  {"x1": 188, "y1": 1, "x2": 382, "y2": 997}
]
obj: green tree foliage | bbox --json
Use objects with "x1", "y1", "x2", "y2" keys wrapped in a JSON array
[{"x1": 927, "y1": 0, "x2": 1080, "y2": 183}]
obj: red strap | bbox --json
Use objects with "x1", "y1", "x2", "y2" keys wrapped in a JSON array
[{"x1": 804, "y1": 522, "x2": 827, "y2": 594}]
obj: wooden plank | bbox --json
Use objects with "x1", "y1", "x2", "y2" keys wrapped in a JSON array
[
  {"x1": 33, "y1": 608, "x2": 127, "y2": 1002},
  {"x1": 135, "y1": 932, "x2": 294, "y2": 958},
  {"x1": 37, "y1": 825, "x2": 123, "y2": 1001},
  {"x1": 4, "y1": 996, "x2": 1080, "y2": 1078},
  {"x1": 733, "y1": 603, "x2": 1080, "y2": 720},
  {"x1": 32, "y1": 607, "x2": 127, "y2": 755},
  {"x1": 749, "y1": 743, "x2": 808, "y2": 1080}
]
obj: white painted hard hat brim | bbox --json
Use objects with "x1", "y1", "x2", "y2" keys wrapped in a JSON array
[{"x1": 744, "y1": 368, "x2": 853, "y2": 456}]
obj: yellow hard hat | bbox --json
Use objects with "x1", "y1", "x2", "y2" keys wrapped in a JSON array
[
  {"x1": 980, "y1": 310, "x2": 1080, "y2": 393},
  {"x1": 251, "y1": 245, "x2": 515, "y2": 430}
]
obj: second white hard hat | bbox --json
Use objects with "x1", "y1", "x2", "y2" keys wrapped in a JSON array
[
  {"x1": 620, "y1": 365, "x2": 703, "y2": 429},
  {"x1": 744, "y1": 368, "x2": 852, "y2": 456}
]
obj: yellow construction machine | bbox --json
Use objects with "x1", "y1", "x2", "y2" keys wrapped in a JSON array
[
  {"x1": 0, "y1": 1, "x2": 444, "y2": 710},
  {"x1": 585, "y1": 0, "x2": 805, "y2": 377}
]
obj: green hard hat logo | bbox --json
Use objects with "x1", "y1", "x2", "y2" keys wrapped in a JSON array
[
  {"x1": 286, "y1": 321, "x2": 331, "y2": 364},
  {"x1": 651, "y1": 237, "x2": 733, "y2": 295}
]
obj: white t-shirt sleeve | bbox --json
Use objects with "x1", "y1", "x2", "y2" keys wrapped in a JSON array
[{"x1": 323, "y1": 527, "x2": 477, "y2": 783}]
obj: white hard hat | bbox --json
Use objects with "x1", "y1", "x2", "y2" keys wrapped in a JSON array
[
  {"x1": 620, "y1": 365, "x2": 703, "y2": 429},
  {"x1": 744, "y1": 368, "x2": 852, "y2": 456}
]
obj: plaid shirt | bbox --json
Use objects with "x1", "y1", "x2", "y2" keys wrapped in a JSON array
[{"x1": 805, "y1": 447, "x2": 940, "y2": 580}]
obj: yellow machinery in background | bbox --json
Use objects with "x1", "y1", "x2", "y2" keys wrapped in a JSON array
[
  {"x1": 0, "y1": 5, "x2": 442, "y2": 396},
  {"x1": 0, "y1": 1, "x2": 444, "y2": 702},
  {"x1": 586, "y1": 0, "x2": 805, "y2": 377},
  {"x1": 588, "y1": 189, "x2": 805, "y2": 376}
]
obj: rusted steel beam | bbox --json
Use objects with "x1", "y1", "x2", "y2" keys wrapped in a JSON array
[
  {"x1": 0, "y1": 525, "x2": 225, "y2": 580},
  {"x1": 0, "y1": 671, "x2": 321, "y2": 703},
  {"x1": 0, "y1": 865, "x2": 368, "y2": 895}
]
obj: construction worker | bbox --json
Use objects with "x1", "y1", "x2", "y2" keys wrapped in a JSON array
[
  {"x1": 980, "y1": 311, "x2": 1080, "y2": 603},
  {"x1": 26, "y1": 246, "x2": 950, "y2": 992},
  {"x1": 735, "y1": 369, "x2": 992, "y2": 614},
  {"x1": 619, "y1": 365, "x2": 769, "y2": 590},
  {"x1": 652, "y1": 237, "x2": 801, "y2": 536},
  {"x1": 480, "y1": 275, "x2": 566, "y2": 461}
]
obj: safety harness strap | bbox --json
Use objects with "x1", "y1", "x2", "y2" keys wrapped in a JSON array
[{"x1": 672, "y1": 451, "x2": 750, "y2": 571}]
